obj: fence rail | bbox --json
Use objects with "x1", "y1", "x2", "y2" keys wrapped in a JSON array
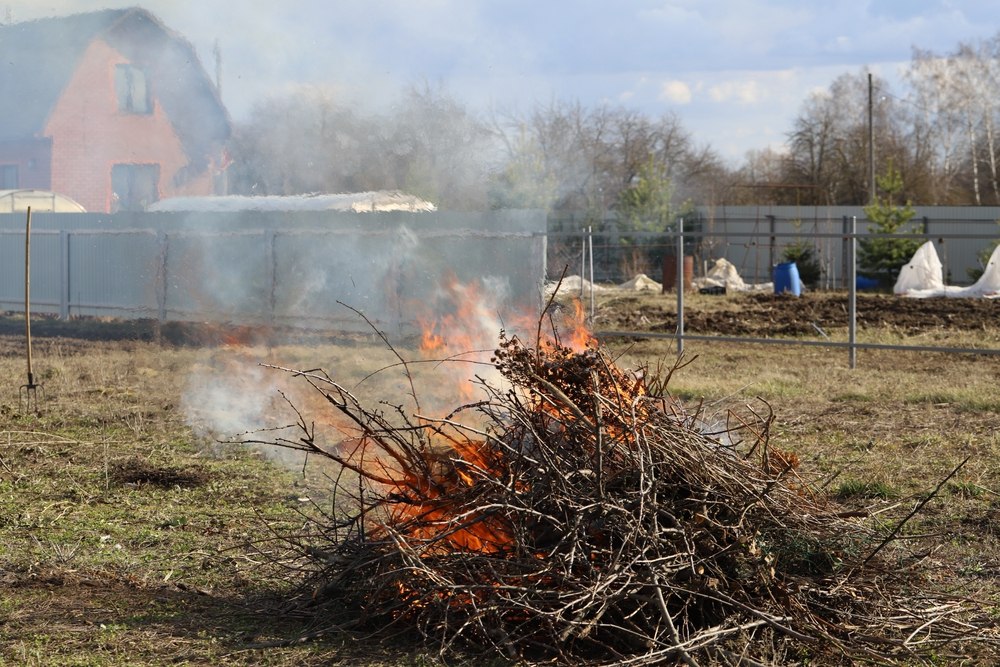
[{"x1": 1, "y1": 210, "x2": 997, "y2": 368}]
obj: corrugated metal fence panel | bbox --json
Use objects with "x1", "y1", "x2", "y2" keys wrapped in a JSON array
[
  {"x1": 545, "y1": 207, "x2": 999, "y2": 285},
  {"x1": 68, "y1": 230, "x2": 161, "y2": 318},
  {"x1": 697, "y1": 215, "x2": 848, "y2": 286},
  {"x1": 163, "y1": 230, "x2": 272, "y2": 323},
  {"x1": 272, "y1": 229, "x2": 377, "y2": 327},
  {"x1": 0, "y1": 231, "x2": 22, "y2": 311},
  {"x1": 0, "y1": 230, "x2": 63, "y2": 313},
  {"x1": 272, "y1": 226, "x2": 454, "y2": 331},
  {"x1": 695, "y1": 206, "x2": 1000, "y2": 286},
  {"x1": 0, "y1": 210, "x2": 548, "y2": 328},
  {"x1": 269, "y1": 224, "x2": 546, "y2": 333}
]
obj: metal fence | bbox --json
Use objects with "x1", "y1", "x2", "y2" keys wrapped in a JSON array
[
  {"x1": 2, "y1": 208, "x2": 997, "y2": 367},
  {"x1": 0, "y1": 210, "x2": 547, "y2": 335},
  {"x1": 547, "y1": 206, "x2": 1000, "y2": 287},
  {"x1": 576, "y1": 218, "x2": 1000, "y2": 368}
]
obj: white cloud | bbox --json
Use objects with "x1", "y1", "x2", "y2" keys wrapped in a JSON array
[
  {"x1": 659, "y1": 80, "x2": 692, "y2": 104},
  {"x1": 830, "y1": 35, "x2": 853, "y2": 52},
  {"x1": 708, "y1": 80, "x2": 761, "y2": 105}
]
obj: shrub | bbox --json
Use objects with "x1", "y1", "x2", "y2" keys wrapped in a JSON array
[
  {"x1": 967, "y1": 235, "x2": 1000, "y2": 282},
  {"x1": 782, "y1": 240, "x2": 823, "y2": 288}
]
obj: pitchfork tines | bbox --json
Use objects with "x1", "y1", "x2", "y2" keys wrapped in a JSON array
[{"x1": 20, "y1": 373, "x2": 42, "y2": 414}]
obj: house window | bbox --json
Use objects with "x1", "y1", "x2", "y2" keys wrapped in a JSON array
[
  {"x1": 0, "y1": 165, "x2": 17, "y2": 189},
  {"x1": 115, "y1": 64, "x2": 151, "y2": 114},
  {"x1": 111, "y1": 164, "x2": 159, "y2": 211}
]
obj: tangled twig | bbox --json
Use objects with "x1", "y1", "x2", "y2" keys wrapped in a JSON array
[{"x1": 247, "y1": 332, "x2": 999, "y2": 665}]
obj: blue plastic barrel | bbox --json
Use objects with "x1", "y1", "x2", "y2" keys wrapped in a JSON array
[
  {"x1": 856, "y1": 275, "x2": 880, "y2": 291},
  {"x1": 773, "y1": 261, "x2": 802, "y2": 296}
]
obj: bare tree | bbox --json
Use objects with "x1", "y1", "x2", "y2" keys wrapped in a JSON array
[
  {"x1": 907, "y1": 35, "x2": 1000, "y2": 205},
  {"x1": 785, "y1": 89, "x2": 838, "y2": 203},
  {"x1": 907, "y1": 50, "x2": 971, "y2": 203},
  {"x1": 376, "y1": 83, "x2": 498, "y2": 209},
  {"x1": 730, "y1": 148, "x2": 799, "y2": 205},
  {"x1": 489, "y1": 101, "x2": 720, "y2": 216},
  {"x1": 228, "y1": 86, "x2": 372, "y2": 196},
  {"x1": 228, "y1": 83, "x2": 497, "y2": 209},
  {"x1": 783, "y1": 70, "x2": 908, "y2": 206}
]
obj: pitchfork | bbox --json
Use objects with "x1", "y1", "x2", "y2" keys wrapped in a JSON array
[{"x1": 20, "y1": 206, "x2": 42, "y2": 413}]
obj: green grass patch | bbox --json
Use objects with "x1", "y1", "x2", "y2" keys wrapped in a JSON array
[
  {"x1": 833, "y1": 478, "x2": 899, "y2": 500},
  {"x1": 831, "y1": 391, "x2": 872, "y2": 403},
  {"x1": 947, "y1": 481, "x2": 987, "y2": 499}
]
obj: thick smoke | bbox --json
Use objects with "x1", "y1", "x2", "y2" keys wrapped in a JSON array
[{"x1": 179, "y1": 213, "x2": 544, "y2": 467}]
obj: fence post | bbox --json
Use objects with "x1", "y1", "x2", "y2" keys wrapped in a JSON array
[
  {"x1": 156, "y1": 231, "x2": 168, "y2": 323},
  {"x1": 676, "y1": 217, "x2": 684, "y2": 356},
  {"x1": 588, "y1": 226, "x2": 595, "y2": 320},
  {"x1": 848, "y1": 216, "x2": 857, "y2": 369},
  {"x1": 60, "y1": 230, "x2": 70, "y2": 319},
  {"x1": 266, "y1": 229, "x2": 276, "y2": 327}
]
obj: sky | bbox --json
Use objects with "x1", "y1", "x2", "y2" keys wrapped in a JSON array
[{"x1": 6, "y1": 0, "x2": 999, "y2": 164}]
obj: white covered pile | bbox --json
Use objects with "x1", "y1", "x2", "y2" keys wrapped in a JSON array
[
  {"x1": 546, "y1": 261, "x2": 775, "y2": 299},
  {"x1": 544, "y1": 273, "x2": 659, "y2": 299},
  {"x1": 544, "y1": 275, "x2": 610, "y2": 299},
  {"x1": 894, "y1": 241, "x2": 1000, "y2": 298},
  {"x1": 693, "y1": 258, "x2": 773, "y2": 293}
]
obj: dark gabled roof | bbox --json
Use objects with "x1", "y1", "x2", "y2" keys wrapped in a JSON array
[
  {"x1": 0, "y1": 9, "x2": 123, "y2": 140},
  {"x1": 0, "y1": 7, "x2": 230, "y2": 164}
]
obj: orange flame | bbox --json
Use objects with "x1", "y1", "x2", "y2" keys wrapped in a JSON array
[
  {"x1": 323, "y1": 276, "x2": 611, "y2": 557},
  {"x1": 366, "y1": 435, "x2": 514, "y2": 554},
  {"x1": 419, "y1": 324, "x2": 447, "y2": 354}
]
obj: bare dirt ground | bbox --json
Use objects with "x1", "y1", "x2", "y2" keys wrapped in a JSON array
[
  {"x1": 593, "y1": 290, "x2": 1000, "y2": 337},
  {"x1": 4, "y1": 291, "x2": 996, "y2": 346}
]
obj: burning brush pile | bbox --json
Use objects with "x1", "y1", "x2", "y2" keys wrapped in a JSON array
[{"x1": 254, "y1": 321, "x2": 993, "y2": 665}]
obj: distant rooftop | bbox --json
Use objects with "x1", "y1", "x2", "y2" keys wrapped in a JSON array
[{"x1": 147, "y1": 191, "x2": 437, "y2": 213}]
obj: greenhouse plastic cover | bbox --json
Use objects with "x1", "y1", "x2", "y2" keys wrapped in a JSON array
[{"x1": 894, "y1": 241, "x2": 1000, "y2": 298}]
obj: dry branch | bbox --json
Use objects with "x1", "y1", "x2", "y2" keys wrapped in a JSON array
[{"x1": 249, "y1": 332, "x2": 999, "y2": 664}]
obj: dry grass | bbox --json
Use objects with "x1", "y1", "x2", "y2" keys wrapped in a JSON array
[
  {"x1": 0, "y1": 334, "x2": 447, "y2": 666},
  {"x1": 609, "y1": 331, "x2": 1000, "y2": 649},
  {"x1": 0, "y1": 304, "x2": 998, "y2": 664}
]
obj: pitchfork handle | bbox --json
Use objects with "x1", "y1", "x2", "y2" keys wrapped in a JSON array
[{"x1": 24, "y1": 206, "x2": 33, "y2": 383}]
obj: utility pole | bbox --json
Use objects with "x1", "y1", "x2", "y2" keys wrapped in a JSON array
[
  {"x1": 213, "y1": 39, "x2": 222, "y2": 96},
  {"x1": 868, "y1": 72, "x2": 875, "y2": 205}
]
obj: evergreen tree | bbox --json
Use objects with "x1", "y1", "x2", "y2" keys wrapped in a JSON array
[
  {"x1": 859, "y1": 162, "x2": 923, "y2": 286},
  {"x1": 612, "y1": 156, "x2": 696, "y2": 277}
]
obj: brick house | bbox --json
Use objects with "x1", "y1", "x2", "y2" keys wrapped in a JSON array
[{"x1": 0, "y1": 8, "x2": 230, "y2": 212}]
